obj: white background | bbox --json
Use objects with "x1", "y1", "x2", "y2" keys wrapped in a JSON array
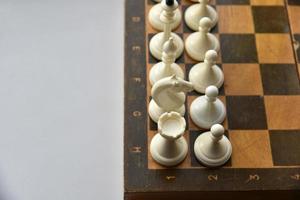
[{"x1": 0, "y1": 0, "x2": 123, "y2": 199}]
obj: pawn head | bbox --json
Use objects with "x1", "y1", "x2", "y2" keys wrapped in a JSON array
[
  {"x1": 210, "y1": 124, "x2": 224, "y2": 139},
  {"x1": 163, "y1": 37, "x2": 177, "y2": 55},
  {"x1": 199, "y1": 17, "x2": 212, "y2": 31},
  {"x1": 205, "y1": 85, "x2": 219, "y2": 99},
  {"x1": 205, "y1": 50, "x2": 218, "y2": 63}
]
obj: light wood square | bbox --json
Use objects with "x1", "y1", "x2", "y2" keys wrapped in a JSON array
[
  {"x1": 264, "y1": 96, "x2": 300, "y2": 130},
  {"x1": 223, "y1": 64, "x2": 263, "y2": 95},
  {"x1": 229, "y1": 130, "x2": 273, "y2": 168},
  {"x1": 217, "y1": 6, "x2": 254, "y2": 33},
  {"x1": 288, "y1": 6, "x2": 300, "y2": 34},
  {"x1": 256, "y1": 34, "x2": 295, "y2": 63},
  {"x1": 250, "y1": 0, "x2": 284, "y2": 5}
]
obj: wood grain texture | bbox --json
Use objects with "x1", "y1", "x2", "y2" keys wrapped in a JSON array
[
  {"x1": 229, "y1": 130, "x2": 273, "y2": 168},
  {"x1": 217, "y1": 6, "x2": 254, "y2": 33},
  {"x1": 223, "y1": 64, "x2": 263, "y2": 95},
  {"x1": 256, "y1": 34, "x2": 294, "y2": 63},
  {"x1": 250, "y1": 0, "x2": 284, "y2": 5},
  {"x1": 124, "y1": 0, "x2": 300, "y2": 199},
  {"x1": 264, "y1": 96, "x2": 300, "y2": 130},
  {"x1": 288, "y1": 6, "x2": 300, "y2": 34}
]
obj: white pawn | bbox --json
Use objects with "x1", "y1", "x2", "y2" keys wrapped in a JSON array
[
  {"x1": 150, "y1": 112, "x2": 188, "y2": 167},
  {"x1": 148, "y1": 0, "x2": 182, "y2": 31},
  {"x1": 194, "y1": 124, "x2": 232, "y2": 167},
  {"x1": 184, "y1": 0, "x2": 218, "y2": 31},
  {"x1": 150, "y1": 37, "x2": 184, "y2": 85},
  {"x1": 190, "y1": 85, "x2": 226, "y2": 129},
  {"x1": 149, "y1": 75, "x2": 193, "y2": 123},
  {"x1": 189, "y1": 50, "x2": 224, "y2": 93},
  {"x1": 149, "y1": 0, "x2": 184, "y2": 60},
  {"x1": 185, "y1": 17, "x2": 220, "y2": 61}
]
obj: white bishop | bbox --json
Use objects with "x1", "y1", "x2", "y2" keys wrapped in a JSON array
[
  {"x1": 149, "y1": 37, "x2": 184, "y2": 85},
  {"x1": 149, "y1": 0, "x2": 184, "y2": 60}
]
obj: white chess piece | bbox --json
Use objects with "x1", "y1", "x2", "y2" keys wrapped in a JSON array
[
  {"x1": 149, "y1": 0, "x2": 184, "y2": 60},
  {"x1": 189, "y1": 50, "x2": 224, "y2": 93},
  {"x1": 185, "y1": 17, "x2": 220, "y2": 61},
  {"x1": 150, "y1": 112, "x2": 188, "y2": 166},
  {"x1": 194, "y1": 124, "x2": 232, "y2": 167},
  {"x1": 148, "y1": 0, "x2": 182, "y2": 31},
  {"x1": 190, "y1": 85, "x2": 226, "y2": 129},
  {"x1": 149, "y1": 75, "x2": 193, "y2": 123},
  {"x1": 184, "y1": 0, "x2": 218, "y2": 31},
  {"x1": 150, "y1": 37, "x2": 184, "y2": 85}
]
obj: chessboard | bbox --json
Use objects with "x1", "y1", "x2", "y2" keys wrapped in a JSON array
[{"x1": 124, "y1": 0, "x2": 300, "y2": 199}]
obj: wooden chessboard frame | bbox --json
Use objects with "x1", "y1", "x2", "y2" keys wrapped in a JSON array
[{"x1": 124, "y1": 0, "x2": 300, "y2": 199}]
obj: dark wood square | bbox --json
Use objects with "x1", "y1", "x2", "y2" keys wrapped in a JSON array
[
  {"x1": 295, "y1": 34, "x2": 300, "y2": 62},
  {"x1": 220, "y1": 34, "x2": 258, "y2": 63},
  {"x1": 260, "y1": 64, "x2": 300, "y2": 95},
  {"x1": 149, "y1": 117, "x2": 157, "y2": 130},
  {"x1": 270, "y1": 130, "x2": 300, "y2": 166},
  {"x1": 226, "y1": 96, "x2": 267, "y2": 130},
  {"x1": 216, "y1": 0, "x2": 250, "y2": 5},
  {"x1": 288, "y1": 0, "x2": 300, "y2": 5},
  {"x1": 252, "y1": 6, "x2": 289, "y2": 33}
]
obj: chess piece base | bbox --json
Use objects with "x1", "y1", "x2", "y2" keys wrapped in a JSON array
[
  {"x1": 148, "y1": 3, "x2": 182, "y2": 31},
  {"x1": 194, "y1": 131, "x2": 232, "y2": 167},
  {"x1": 150, "y1": 133, "x2": 188, "y2": 166},
  {"x1": 148, "y1": 99, "x2": 185, "y2": 123},
  {"x1": 150, "y1": 32, "x2": 184, "y2": 60},
  {"x1": 149, "y1": 62, "x2": 184, "y2": 85},
  {"x1": 185, "y1": 32, "x2": 220, "y2": 61},
  {"x1": 184, "y1": 4, "x2": 218, "y2": 31},
  {"x1": 190, "y1": 96, "x2": 226, "y2": 129},
  {"x1": 189, "y1": 63, "x2": 224, "y2": 93}
]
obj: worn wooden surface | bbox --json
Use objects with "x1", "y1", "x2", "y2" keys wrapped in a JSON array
[{"x1": 124, "y1": 0, "x2": 300, "y2": 199}]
